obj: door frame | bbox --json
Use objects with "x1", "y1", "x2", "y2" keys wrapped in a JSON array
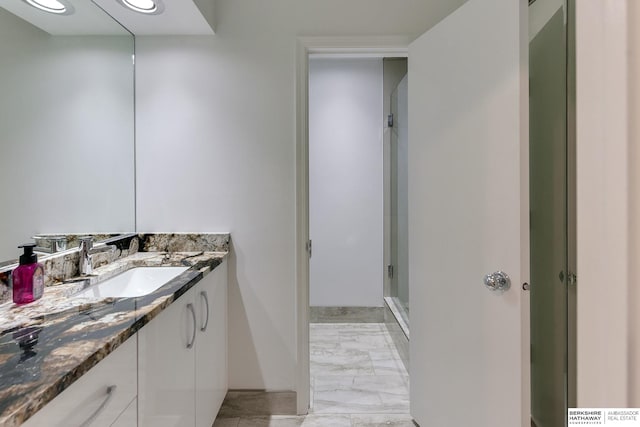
[
  {"x1": 294, "y1": 30, "x2": 531, "y2": 421},
  {"x1": 294, "y1": 29, "x2": 533, "y2": 422},
  {"x1": 294, "y1": 36, "x2": 409, "y2": 414}
]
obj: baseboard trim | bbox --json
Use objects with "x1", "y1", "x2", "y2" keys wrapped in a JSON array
[
  {"x1": 217, "y1": 390, "x2": 297, "y2": 417},
  {"x1": 310, "y1": 306, "x2": 385, "y2": 323}
]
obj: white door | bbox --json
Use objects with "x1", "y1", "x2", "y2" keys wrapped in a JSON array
[
  {"x1": 408, "y1": 0, "x2": 527, "y2": 426},
  {"x1": 138, "y1": 287, "x2": 196, "y2": 427},
  {"x1": 195, "y1": 260, "x2": 228, "y2": 427}
]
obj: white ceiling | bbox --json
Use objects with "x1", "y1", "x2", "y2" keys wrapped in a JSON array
[
  {"x1": 0, "y1": 0, "x2": 128, "y2": 35},
  {"x1": 92, "y1": 0, "x2": 215, "y2": 35},
  {"x1": 0, "y1": 0, "x2": 214, "y2": 35}
]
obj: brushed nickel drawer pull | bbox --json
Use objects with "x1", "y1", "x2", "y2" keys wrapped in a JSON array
[
  {"x1": 187, "y1": 303, "x2": 196, "y2": 349},
  {"x1": 200, "y1": 291, "x2": 210, "y2": 332}
]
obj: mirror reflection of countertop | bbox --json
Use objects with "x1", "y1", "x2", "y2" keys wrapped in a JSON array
[{"x1": 0, "y1": 233, "x2": 229, "y2": 427}]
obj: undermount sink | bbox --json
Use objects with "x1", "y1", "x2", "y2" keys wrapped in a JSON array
[{"x1": 73, "y1": 266, "x2": 189, "y2": 298}]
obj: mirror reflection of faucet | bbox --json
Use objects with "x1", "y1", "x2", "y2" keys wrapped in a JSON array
[
  {"x1": 78, "y1": 236, "x2": 116, "y2": 276},
  {"x1": 33, "y1": 235, "x2": 68, "y2": 254}
]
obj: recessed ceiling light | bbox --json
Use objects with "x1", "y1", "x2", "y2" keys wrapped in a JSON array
[
  {"x1": 23, "y1": 0, "x2": 73, "y2": 15},
  {"x1": 118, "y1": 0, "x2": 164, "y2": 15}
]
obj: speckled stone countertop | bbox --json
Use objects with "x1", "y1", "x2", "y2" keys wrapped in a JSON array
[{"x1": 0, "y1": 233, "x2": 229, "y2": 427}]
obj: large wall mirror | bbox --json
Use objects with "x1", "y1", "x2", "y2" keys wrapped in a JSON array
[{"x1": 0, "y1": 0, "x2": 135, "y2": 261}]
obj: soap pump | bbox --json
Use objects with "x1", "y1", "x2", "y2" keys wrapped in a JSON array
[{"x1": 12, "y1": 243, "x2": 45, "y2": 305}]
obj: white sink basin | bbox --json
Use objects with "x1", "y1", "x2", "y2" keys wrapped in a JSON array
[{"x1": 73, "y1": 266, "x2": 189, "y2": 298}]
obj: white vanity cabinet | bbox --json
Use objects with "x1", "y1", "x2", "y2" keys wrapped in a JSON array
[
  {"x1": 22, "y1": 336, "x2": 137, "y2": 427},
  {"x1": 138, "y1": 260, "x2": 228, "y2": 427}
]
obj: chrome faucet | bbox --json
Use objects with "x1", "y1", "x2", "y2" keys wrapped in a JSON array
[
  {"x1": 78, "y1": 236, "x2": 94, "y2": 275},
  {"x1": 33, "y1": 235, "x2": 67, "y2": 254},
  {"x1": 78, "y1": 236, "x2": 115, "y2": 276}
]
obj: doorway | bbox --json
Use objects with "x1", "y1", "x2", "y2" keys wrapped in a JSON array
[
  {"x1": 306, "y1": 54, "x2": 411, "y2": 421},
  {"x1": 295, "y1": 5, "x2": 530, "y2": 420}
]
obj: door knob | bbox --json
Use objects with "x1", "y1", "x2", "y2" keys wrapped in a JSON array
[{"x1": 484, "y1": 271, "x2": 511, "y2": 293}]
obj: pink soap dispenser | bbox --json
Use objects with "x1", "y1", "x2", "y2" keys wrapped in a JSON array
[{"x1": 12, "y1": 243, "x2": 45, "y2": 305}]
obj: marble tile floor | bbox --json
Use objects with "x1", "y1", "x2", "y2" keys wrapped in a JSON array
[{"x1": 214, "y1": 323, "x2": 412, "y2": 427}]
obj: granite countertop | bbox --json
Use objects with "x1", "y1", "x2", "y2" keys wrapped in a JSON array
[{"x1": 0, "y1": 249, "x2": 227, "y2": 427}]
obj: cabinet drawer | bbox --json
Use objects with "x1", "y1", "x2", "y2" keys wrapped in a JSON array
[{"x1": 23, "y1": 336, "x2": 137, "y2": 427}]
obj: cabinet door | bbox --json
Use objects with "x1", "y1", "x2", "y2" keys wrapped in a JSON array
[
  {"x1": 111, "y1": 397, "x2": 137, "y2": 427},
  {"x1": 195, "y1": 260, "x2": 228, "y2": 427},
  {"x1": 138, "y1": 287, "x2": 196, "y2": 427},
  {"x1": 22, "y1": 336, "x2": 137, "y2": 427}
]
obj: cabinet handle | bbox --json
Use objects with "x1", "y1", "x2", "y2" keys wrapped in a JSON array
[
  {"x1": 78, "y1": 385, "x2": 116, "y2": 427},
  {"x1": 187, "y1": 303, "x2": 196, "y2": 349},
  {"x1": 200, "y1": 291, "x2": 210, "y2": 332}
]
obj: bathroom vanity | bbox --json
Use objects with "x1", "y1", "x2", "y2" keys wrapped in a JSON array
[{"x1": 0, "y1": 233, "x2": 229, "y2": 427}]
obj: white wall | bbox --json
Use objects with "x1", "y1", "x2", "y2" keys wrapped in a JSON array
[
  {"x1": 575, "y1": 0, "x2": 630, "y2": 407},
  {"x1": 0, "y1": 9, "x2": 135, "y2": 261},
  {"x1": 630, "y1": 0, "x2": 640, "y2": 408},
  {"x1": 308, "y1": 57, "x2": 383, "y2": 308},
  {"x1": 135, "y1": 0, "x2": 467, "y2": 391}
]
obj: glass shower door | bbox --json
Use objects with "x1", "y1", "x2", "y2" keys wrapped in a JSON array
[
  {"x1": 529, "y1": 1, "x2": 576, "y2": 426},
  {"x1": 389, "y1": 75, "x2": 409, "y2": 326}
]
